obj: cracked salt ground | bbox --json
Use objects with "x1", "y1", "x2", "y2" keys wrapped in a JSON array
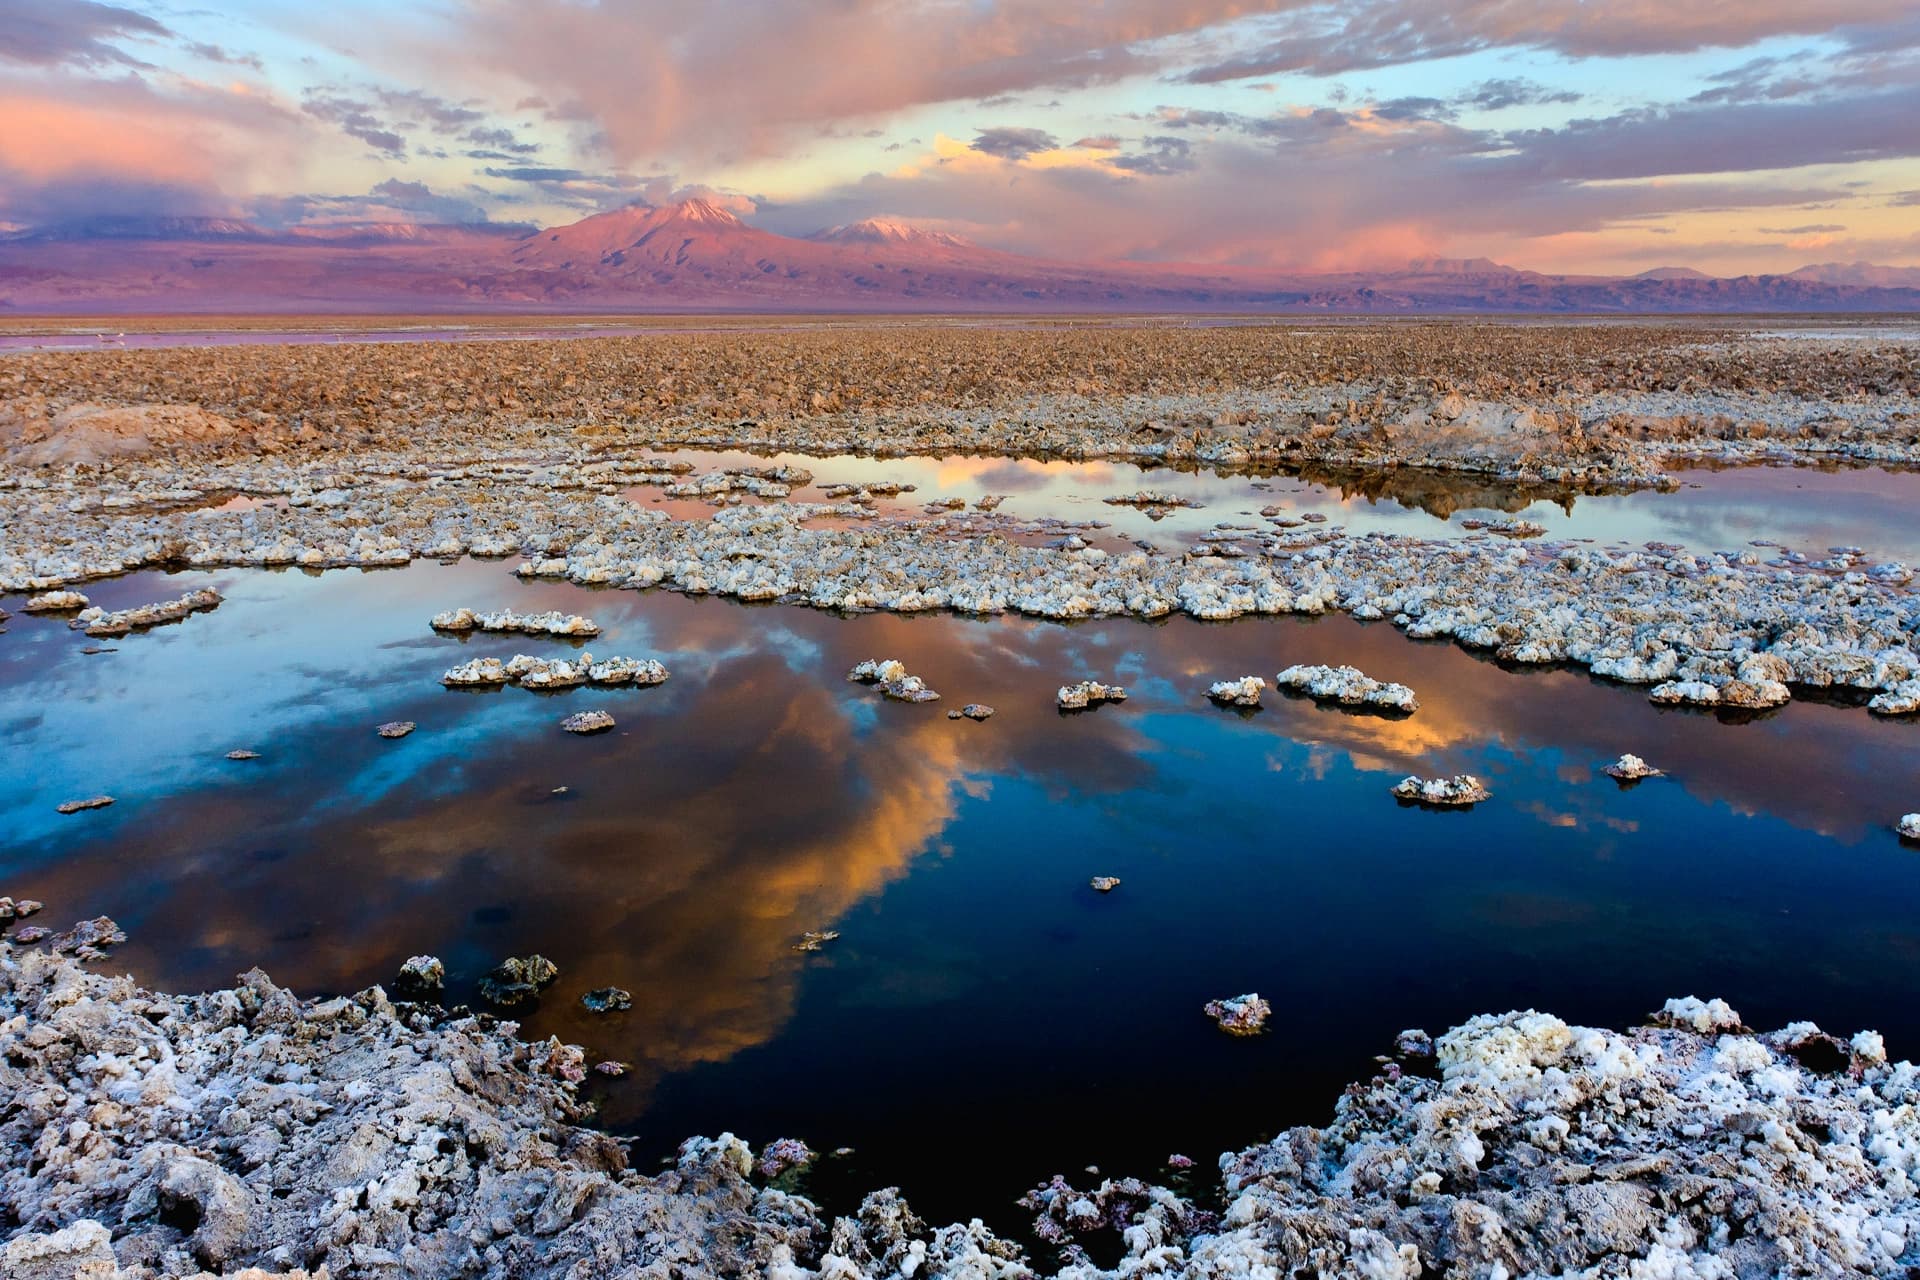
[{"x1": 5, "y1": 558, "x2": 1920, "y2": 1235}]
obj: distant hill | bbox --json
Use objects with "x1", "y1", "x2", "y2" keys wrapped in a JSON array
[{"x1": 2, "y1": 200, "x2": 1916, "y2": 314}]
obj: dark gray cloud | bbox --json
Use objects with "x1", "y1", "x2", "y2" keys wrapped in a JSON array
[
  {"x1": 969, "y1": 126, "x2": 1058, "y2": 159},
  {"x1": 1111, "y1": 135, "x2": 1194, "y2": 174},
  {"x1": 0, "y1": 0, "x2": 167, "y2": 68},
  {"x1": 301, "y1": 92, "x2": 407, "y2": 155}
]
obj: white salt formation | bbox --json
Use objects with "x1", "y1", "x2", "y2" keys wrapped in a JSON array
[
  {"x1": 70, "y1": 588, "x2": 221, "y2": 637},
  {"x1": 430, "y1": 607, "x2": 600, "y2": 637},
  {"x1": 1206, "y1": 676, "x2": 1265, "y2": 706},
  {"x1": 1275, "y1": 663, "x2": 1419, "y2": 711},
  {"x1": 1603, "y1": 753, "x2": 1662, "y2": 780},
  {"x1": 1058, "y1": 679, "x2": 1128, "y2": 710},
  {"x1": 1392, "y1": 774, "x2": 1491, "y2": 806},
  {"x1": 1203, "y1": 992, "x2": 1272, "y2": 1035},
  {"x1": 443, "y1": 653, "x2": 669, "y2": 690},
  {"x1": 1899, "y1": 814, "x2": 1920, "y2": 840},
  {"x1": 1870, "y1": 679, "x2": 1920, "y2": 715},
  {"x1": 846, "y1": 658, "x2": 939, "y2": 702},
  {"x1": 22, "y1": 591, "x2": 87, "y2": 612},
  {"x1": 375, "y1": 721, "x2": 415, "y2": 738},
  {"x1": 54, "y1": 796, "x2": 114, "y2": 815},
  {"x1": 1089, "y1": 877, "x2": 1122, "y2": 893},
  {"x1": 560, "y1": 710, "x2": 616, "y2": 734}
]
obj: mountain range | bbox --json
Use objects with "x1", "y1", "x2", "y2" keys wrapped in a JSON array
[{"x1": 3, "y1": 199, "x2": 1917, "y2": 314}]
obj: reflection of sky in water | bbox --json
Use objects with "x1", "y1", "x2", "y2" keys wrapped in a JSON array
[
  {"x1": 6, "y1": 561, "x2": 1920, "y2": 1228},
  {"x1": 629, "y1": 448, "x2": 1920, "y2": 566}
]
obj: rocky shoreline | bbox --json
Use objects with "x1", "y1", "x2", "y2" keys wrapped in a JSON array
[{"x1": 3, "y1": 927, "x2": 1915, "y2": 1278}]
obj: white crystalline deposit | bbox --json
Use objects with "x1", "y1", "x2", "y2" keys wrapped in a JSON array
[
  {"x1": 1654, "y1": 995, "x2": 1746, "y2": 1034},
  {"x1": 1648, "y1": 654, "x2": 1793, "y2": 710},
  {"x1": 441, "y1": 656, "x2": 512, "y2": 687},
  {"x1": 1604, "y1": 753, "x2": 1663, "y2": 780},
  {"x1": 1275, "y1": 663, "x2": 1419, "y2": 712},
  {"x1": 1392, "y1": 774, "x2": 1491, "y2": 806},
  {"x1": 70, "y1": 587, "x2": 222, "y2": 637},
  {"x1": 22, "y1": 591, "x2": 88, "y2": 612},
  {"x1": 430, "y1": 607, "x2": 600, "y2": 637},
  {"x1": 560, "y1": 710, "x2": 616, "y2": 734},
  {"x1": 1206, "y1": 676, "x2": 1265, "y2": 707},
  {"x1": 1058, "y1": 679, "x2": 1128, "y2": 710},
  {"x1": 1869, "y1": 680, "x2": 1920, "y2": 715},
  {"x1": 847, "y1": 658, "x2": 939, "y2": 702},
  {"x1": 1899, "y1": 814, "x2": 1920, "y2": 841}
]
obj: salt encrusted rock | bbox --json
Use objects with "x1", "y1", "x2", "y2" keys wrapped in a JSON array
[
  {"x1": 391, "y1": 954, "x2": 445, "y2": 1001},
  {"x1": 587, "y1": 655, "x2": 669, "y2": 686},
  {"x1": 560, "y1": 709, "x2": 616, "y2": 734},
  {"x1": 11, "y1": 925, "x2": 50, "y2": 943},
  {"x1": 756, "y1": 1138, "x2": 815, "y2": 1179},
  {"x1": 1603, "y1": 753, "x2": 1662, "y2": 780},
  {"x1": 1089, "y1": 876, "x2": 1122, "y2": 893},
  {"x1": 225, "y1": 748, "x2": 261, "y2": 760},
  {"x1": 1058, "y1": 679, "x2": 1128, "y2": 710},
  {"x1": 1649, "y1": 654, "x2": 1794, "y2": 710},
  {"x1": 1869, "y1": 679, "x2": 1920, "y2": 715},
  {"x1": 478, "y1": 954, "x2": 559, "y2": 1006},
  {"x1": 442, "y1": 655, "x2": 512, "y2": 687},
  {"x1": 430, "y1": 606, "x2": 600, "y2": 637},
  {"x1": 1275, "y1": 663, "x2": 1418, "y2": 712},
  {"x1": 48, "y1": 915, "x2": 126, "y2": 958},
  {"x1": 1204, "y1": 992, "x2": 1272, "y2": 1036},
  {"x1": 847, "y1": 658, "x2": 939, "y2": 702},
  {"x1": 959, "y1": 703, "x2": 994, "y2": 720},
  {"x1": 71, "y1": 587, "x2": 222, "y2": 636},
  {"x1": 1653, "y1": 994, "x2": 1746, "y2": 1034},
  {"x1": 1104, "y1": 490, "x2": 1200, "y2": 510},
  {"x1": 0, "y1": 897, "x2": 45, "y2": 921},
  {"x1": 376, "y1": 720, "x2": 416, "y2": 738},
  {"x1": 792, "y1": 929, "x2": 839, "y2": 952},
  {"x1": 594, "y1": 1059, "x2": 631, "y2": 1076},
  {"x1": 55, "y1": 795, "x2": 114, "y2": 814},
  {"x1": 1, "y1": 1220, "x2": 118, "y2": 1280},
  {"x1": 1392, "y1": 774, "x2": 1491, "y2": 807},
  {"x1": 1899, "y1": 813, "x2": 1920, "y2": 841},
  {"x1": 22, "y1": 590, "x2": 88, "y2": 612},
  {"x1": 582, "y1": 986, "x2": 632, "y2": 1013},
  {"x1": 1207, "y1": 676, "x2": 1265, "y2": 707}
]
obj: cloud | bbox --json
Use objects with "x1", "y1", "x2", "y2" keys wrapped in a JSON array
[
  {"x1": 301, "y1": 91, "x2": 407, "y2": 155},
  {"x1": 1178, "y1": 0, "x2": 1919, "y2": 83},
  {"x1": 0, "y1": 0, "x2": 168, "y2": 69},
  {"x1": 968, "y1": 126, "x2": 1058, "y2": 160},
  {"x1": 1757, "y1": 223, "x2": 1846, "y2": 234}
]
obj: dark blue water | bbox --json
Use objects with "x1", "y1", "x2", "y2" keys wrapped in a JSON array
[{"x1": 5, "y1": 560, "x2": 1919, "y2": 1229}]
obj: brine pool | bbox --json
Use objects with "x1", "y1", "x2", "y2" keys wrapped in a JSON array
[
  {"x1": 5, "y1": 546, "x2": 1920, "y2": 1231},
  {"x1": 622, "y1": 448, "x2": 1920, "y2": 568}
]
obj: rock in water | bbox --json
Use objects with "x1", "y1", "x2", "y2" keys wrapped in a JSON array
[
  {"x1": 582, "y1": 986, "x2": 633, "y2": 1013},
  {"x1": 1089, "y1": 876, "x2": 1122, "y2": 893},
  {"x1": 56, "y1": 795, "x2": 114, "y2": 814},
  {"x1": 478, "y1": 954, "x2": 559, "y2": 1006},
  {"x1": 1391, "y1": 774, "x2": 1491, "y2": 807},
  {"x1": 792, "y1": 929, "x2": 840, "y2": 952},
  {"x1": 1274, "y1": 663, "x2": 1418, "y2": 712},
  {"x1": 1204, "y1": 992, "x2": 1272, "y2": 1035},
  {"x1": 376, "y1": 721, "x2": 416, "y2": 739},
  {"x1": 225, "y1": 748, "x2": 262, "y2": 761},
  {"x1": 1206, "y1": 676, "x2": 1265, "y2": 707},
  {"x1": 561, "y1": 710, "x2": 616, "y2": 734},
  {"x1": 1603, "y1": 753, "x2": 1662, "y2": 781},
  {"x1": 391, "y1": 955, "x2": 445, "y2": 1002},
  {"x1": 1899, "y1": 813, "x2": 1920, "y2": 841},
  {"x1": 1057, "y1": 679, "x2": 1127, "y2": 710}
]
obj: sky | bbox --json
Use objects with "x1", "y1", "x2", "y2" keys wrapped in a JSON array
[{"x1": 1, "y1": 0, "x2": 1917, "y2": 274}]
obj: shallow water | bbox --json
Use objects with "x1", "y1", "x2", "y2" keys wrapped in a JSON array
[
  {"x1": 7, "y1": 561, "x2": 1920, "y2": 1226},
  {"x1": 627, "y1": 447, "x2": 1920, "y2": 566}
]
